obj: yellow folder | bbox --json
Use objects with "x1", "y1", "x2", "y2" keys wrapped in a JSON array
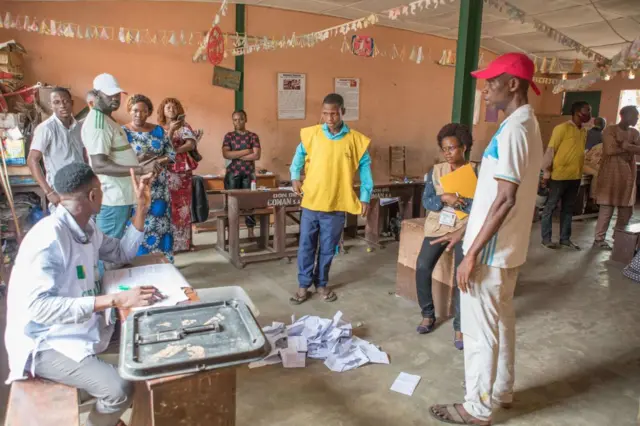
[{"x1": 438, "y1": 163, "x2": 477, "y2": 219}]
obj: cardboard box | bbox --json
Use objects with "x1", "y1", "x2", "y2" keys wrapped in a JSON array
[
  {"x1": 2, "y1": 138, "x2": 26, "y2": 165},
  {"x1": 0, "y1": 113, "x2": 20, "y2": 129},
  {"x1": 396, "y1": 217, "x2": 456, "y2": 320}
]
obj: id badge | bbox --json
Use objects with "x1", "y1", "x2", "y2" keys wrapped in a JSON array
[{"x1": 439, "y1": 207, "x2": 457, "y2": 227}]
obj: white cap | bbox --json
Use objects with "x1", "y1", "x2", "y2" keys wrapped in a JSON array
[{"x1": 93, "y1": 73, "x2": 125, "y2": 96}]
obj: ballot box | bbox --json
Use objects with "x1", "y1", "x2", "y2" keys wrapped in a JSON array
[{"x1": 395, "y1": 218, "x2": 456, "y2": 320}]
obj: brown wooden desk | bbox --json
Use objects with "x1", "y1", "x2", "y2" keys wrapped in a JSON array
[
  {"x1": 346, "y1": 182, "x2": 425, "y2": 250},
  {"x1": 216, "y1": 189, "x2": 301, "y2": 268},
  {"x1": 203, "y1": 174, "x2": 278, "y2": 193},
  {"x1": 122, "y1": 255, "x2": 237, "y2": 426}
]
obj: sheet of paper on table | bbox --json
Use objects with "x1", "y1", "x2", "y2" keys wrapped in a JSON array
[
  {"x1": 380, "y1": 197, "x2": 400, "y2": 206},
  {"x1": 390, "y1": 372, "x2": 421, "y2": 396},
  {"x1": 103, "y1": 264, "x2": 190, "y2": 311}
]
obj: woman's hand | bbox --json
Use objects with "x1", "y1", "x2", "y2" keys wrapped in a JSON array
[
  {"x1": 137, "y1": 153, "x2": 154, "y2": 163},
  {"x1": 168, "y1": 120, "x2": 184, "y2": 135},
  {"x1": 441, "y1": 193, "x2": 466, "y2": 209}
]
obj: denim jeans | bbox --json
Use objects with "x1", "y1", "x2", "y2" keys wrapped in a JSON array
[
  {"x1": 96, "y1": 205, "x2": 133, "y2": 276},
  {"x1": 297, "y1": 208, "x2": 346, "y2": 289},
  {"x1": 541, "y1": 179, "x2": 580, "y2": 243},
  {"x1": 415, "y1": 236, "x2": 463, "y2": 331}
]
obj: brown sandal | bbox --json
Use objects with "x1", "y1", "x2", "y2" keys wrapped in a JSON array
[
  {"x1": 289, "y1": 290, "x2": 310, "y2": 305},
  {"x1": 319, "y1": 290, "x2": 337, "y2": 302},
  {"x1": 429, "y1": 403, "x2": 491, "y2": 425}
]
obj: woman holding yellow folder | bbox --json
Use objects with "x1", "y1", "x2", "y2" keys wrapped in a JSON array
[{"x1": 416, "y1": 123, "x2": 477, "y2": 350}]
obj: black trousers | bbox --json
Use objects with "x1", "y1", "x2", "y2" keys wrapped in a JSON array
[
  {"x1": 415, "y1": 236, "x2": 463, "y2": 331},
  {"x1": 224, "y1": 172, "x2": 256, "y2": 228}
]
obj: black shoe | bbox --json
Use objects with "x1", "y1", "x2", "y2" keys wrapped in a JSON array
[
  {"x1": 560, "y1": 240, "x2": 581, "y2": 251},
  {"x1": 541, "y1": 241, "x2": 558, "y2": 249}
]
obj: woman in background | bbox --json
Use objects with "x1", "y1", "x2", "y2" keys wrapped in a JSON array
[
  {"x1": 123, "y1": 94, "x2": 176, "y2": 262},
  {"x1": 415, "y1": 123, "x2": 475, "y2": 350},
  {"x1": 158, "y1": 97, "x2": 199, "y2": 252}
]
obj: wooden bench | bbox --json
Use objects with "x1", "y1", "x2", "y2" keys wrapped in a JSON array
[
  {"x1": 4, "y1": 378, "x2": 80, "y2": 426},
  {"x1": 612, "y1": 223, "x2": 640, "y2": 264}
]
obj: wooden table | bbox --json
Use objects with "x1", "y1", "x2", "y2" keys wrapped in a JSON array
[
  {"x1": 346, "y1": 182, "x2": 425, "y2": 250},
  {"x1": 216, "y1": 189, "x2": 301, "y2": 268},
  {"x1": 202, "y1": 174, "x2": 278, "y2": 193},
  {"x1": 122, "y1": 255, "x2": 237, "y2": 426}
]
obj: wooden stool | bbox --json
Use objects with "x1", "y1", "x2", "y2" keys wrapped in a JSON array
[
  {"x1": 5, "y1": 379, "x2": 79, "y2": 426},
  {"x1": 612, "y1": 223, "x2": 640, "y2": 264}
]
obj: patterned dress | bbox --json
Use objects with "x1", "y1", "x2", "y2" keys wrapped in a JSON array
[
  {"x1": 123, "y1": 125, "x2": 176, "y2": 262},
  {"x1": 596, "y1": 125, "x2": 640, "y2": 207},
  {"x1": 167, "y1": 123, "x2": 199, "y2": 253}
]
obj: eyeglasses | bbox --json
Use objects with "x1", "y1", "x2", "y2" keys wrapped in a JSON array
[{"x1": 441, "y1": 145, "x2": 461, "y2": 153}]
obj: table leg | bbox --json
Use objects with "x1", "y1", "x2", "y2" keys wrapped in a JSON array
[
  {"x1": 364, "y1": 199, "x2": 381, "y2": 250},
  {"x1": 216, "y1": 217, "x2": 227, "y2": 251},
  {"x1": 227, "y1": 197, "x2": 242, "y2": 268},
  {"x1": 258, "y1": 213, "x2": 270, "y2": 249},
  {"x1": 273, "y1": 206, "x2": 286, "y2": 254},
  {"x1": 345, "y1": 213, "x2": 358, "y2": 238}
]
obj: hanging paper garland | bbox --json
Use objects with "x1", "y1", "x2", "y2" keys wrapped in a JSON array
[{"x1": 206, "y1": 25, "x2": 225, "y2": 65}]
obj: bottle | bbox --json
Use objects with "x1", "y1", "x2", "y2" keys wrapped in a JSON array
[{"x1": 250, "y1": 180, "x2": 257, "y2": 191}]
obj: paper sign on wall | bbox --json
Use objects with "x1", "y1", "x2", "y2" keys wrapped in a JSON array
[
  {"x1": 473, "y1": 90, "x2": 481, "y2": 125},
  {"x1": 334, "y1": 78, "x2": 360, "y2": 121},
  {"x1": 278, "y1": 73, "x2": 306, "y2": 120}
]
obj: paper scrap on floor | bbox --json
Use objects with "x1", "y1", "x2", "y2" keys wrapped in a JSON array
[
  {"x1": 390, "y1": 372, "x2": 421, "y2": 396},
  {"x1": 248, "y1": 311, "x2": 389, "y2": 372},
  {"x1": 103, "y1": 264, "x2": 190, "y2": 313}
]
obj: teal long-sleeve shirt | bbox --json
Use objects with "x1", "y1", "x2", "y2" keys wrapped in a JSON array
[{"x1": 289, "y1": 123, "x2": 373, "y2": 203}]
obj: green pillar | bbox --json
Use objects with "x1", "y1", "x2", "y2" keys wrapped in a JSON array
[
  {"x1": 235, "y1": 3, "x2": 245, "y2": 111},
  {"x1": 451, "y1": 0, "x2": 483, "y2": 127}
]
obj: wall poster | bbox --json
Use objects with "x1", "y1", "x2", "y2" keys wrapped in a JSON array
[
  {"x1": 277, "y1": 73, "x2": 306, "y2": 120},
  {"x1": 334, "y1": 78, "x2": 360, "y2": 121}
]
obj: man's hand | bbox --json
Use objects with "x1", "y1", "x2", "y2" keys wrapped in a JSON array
[
  {"x1": 430, "y1": 227, "x2": 464, "y2": 252},
  {"x1": 292, "y1": 180, "x2": 303, "y2": 195},
  {"x1": 46, "y1": 191, "x2": 61, "y2": 206},
  {"x1": 441, "y1": 193, "x2": 466, "y2": 209},
  {"x1": 456, "y1": 253, "x2": 477, "y2": 293},
  {"x1": 540, "y1": 177, "x2": 549, "y2": 189},
  {"x1": 130, "y1": 168, "x2": 153, "y2": 210},
  {"x1": 361, "y1": 202, "x2": 370, "y2": 218},
  {"x1": 114, "y1": 286, "x2": 165, "y2": 309},
  {"x1": 141, "y1": 159, "x2": 166, "y2": 176}
]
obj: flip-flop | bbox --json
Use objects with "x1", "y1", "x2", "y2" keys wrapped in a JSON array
[
  {"x1": 429, "y1": 403, "x2": 491, "y2": 425},
  {"x1": 320, "y1": 290, "x2": 337, "y2": 302},
  {"x1": 115, "y1": 421, "x2": 128, "y2": 426},
  {"x1": 289, "y1": 291, "x2": 310, "y2": 305}
]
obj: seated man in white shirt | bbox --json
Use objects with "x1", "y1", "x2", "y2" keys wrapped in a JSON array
[{"x1": 4, "y1": 163, "x2": 163, "y2": 426}]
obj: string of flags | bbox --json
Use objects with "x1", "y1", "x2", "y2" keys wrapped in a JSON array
[{"x1": 386, "y1": 0, "x2": 458, "y2": 20}]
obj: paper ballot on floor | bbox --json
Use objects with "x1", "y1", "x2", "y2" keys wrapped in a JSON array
[{"x1": 390, "y1": 373, "x2": 421, "y2": 396}]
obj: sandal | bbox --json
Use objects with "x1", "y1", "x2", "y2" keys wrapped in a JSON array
[
  {"x1": 289, "y1": 290, "x2": 310, "y2": 305},
  {"x1": 429, "y1": 403, "x2": 491, "y2": 425},
  {"x1": 454, "y1": 332, "x2": 464, "y2": 350},
  {"x1": 115, "y1": 421, "x2": 128, "y2": 426},
  {"x1": 319, "y1": 289, "x2": 338, "y2": 302}
]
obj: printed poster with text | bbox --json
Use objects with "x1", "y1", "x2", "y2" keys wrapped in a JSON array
[
  {"x1": 278, "y1": 73, "x2": 306, "y2": 120},
  {"x1": 335, "y1": 78, "x2": 360, "y2": 121}
]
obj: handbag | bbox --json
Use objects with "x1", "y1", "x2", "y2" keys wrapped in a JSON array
[{"x1": 187, "y1": 129, "x2": 204, "y2": 163}]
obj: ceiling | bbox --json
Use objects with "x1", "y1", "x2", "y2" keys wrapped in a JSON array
[{"x1": 234, "y1": 0, "x2": 640, "y2": 61}]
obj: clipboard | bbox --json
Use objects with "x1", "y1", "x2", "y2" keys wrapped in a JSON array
[{"x1": 439, "y1": 164, "x2": 477, "y2": 219}]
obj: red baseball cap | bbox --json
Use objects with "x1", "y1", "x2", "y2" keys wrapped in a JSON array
[{"x1": 471, "y1": 52, "x2": 540, "y2": 96}]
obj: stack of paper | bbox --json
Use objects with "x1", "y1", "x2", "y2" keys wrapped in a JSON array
[
  {"x1": 390, "y1": 372, "x2": 421, "y2": 396},
  {"x1": 249, "y1": 311, "x2": 390, "y2": 372}
]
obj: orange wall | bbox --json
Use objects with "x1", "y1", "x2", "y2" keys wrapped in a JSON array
[{"x1": 1, "y1": 1, "x2": 516, "y2": 179}]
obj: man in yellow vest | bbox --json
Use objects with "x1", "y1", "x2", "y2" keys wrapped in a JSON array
[{"x1": 289, "y1": 93, "x2": 373, "y2": 304}]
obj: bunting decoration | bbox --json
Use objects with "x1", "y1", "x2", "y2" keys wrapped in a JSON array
[{"x1": 387, "y1": 0, "x2": 459, "y2": 20}]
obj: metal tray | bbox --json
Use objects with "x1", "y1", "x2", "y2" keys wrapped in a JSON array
[{"x1": 118, "y1": 299, "x2": 269, "y2": 381}]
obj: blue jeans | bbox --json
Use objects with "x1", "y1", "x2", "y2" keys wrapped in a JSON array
[
  {"x1": 541, "y1": 179, "x2": 580, "y2": 243},
  {"x1": 96, "y1": 205, "x2": 133, "y2": 238},
  {"x1": 96, "y1": 205, "x2": 133, "y2": 277},
  {"x1": 297, "y1": 208, "x2": 346, "y2": 289}
]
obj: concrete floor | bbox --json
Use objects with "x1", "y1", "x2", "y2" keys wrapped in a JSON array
[
  {"x1": 3, "y1": 216, "x2": 640, "y2": 425},
  {"x1": 177, "y1": 217, "x2": 640, "y2": 426}
]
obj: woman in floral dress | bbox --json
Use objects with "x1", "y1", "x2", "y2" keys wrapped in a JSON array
[
  {"x1": 123, "y1": 94, "x2": 176, "y2": 262},
  {"x1": 157, "y1": 97, "x2": 199, "y2": 253}
]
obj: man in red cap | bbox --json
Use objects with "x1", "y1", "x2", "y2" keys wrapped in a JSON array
[{"x1": 429, "y1": 53, "x2": 543, "y2": 425}]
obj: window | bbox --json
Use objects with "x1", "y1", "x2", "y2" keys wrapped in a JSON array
[
  {"x1": 561, "y1": 91, "x2": 601, "y2": 117},
  {"x1": 618, "y1": 90, "x2": 640, "y2": 130}
]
